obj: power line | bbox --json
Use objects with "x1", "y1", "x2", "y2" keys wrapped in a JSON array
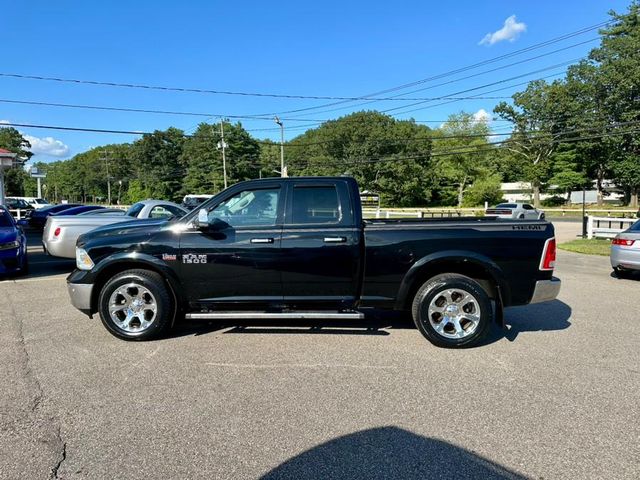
[
  {"x1": 5, "y1": 119, "x2": 638, "y2": 150},
  {"x1": 0, "y1": 96, "x2": 513, "y2": 123},
  {"x1": 265, "y1": 21, "x2": 610, "y2": 116},
  {"x1": 266, "y1": 37, "x2": 598, "y2": 117}
]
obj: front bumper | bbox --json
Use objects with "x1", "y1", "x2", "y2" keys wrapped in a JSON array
[
  {"x1": 67, "y1": 282, "x2": 93, "y2": 315},
  {"x1": 529, "y1": 277, "x2": 561, "y2": 304},
  {"x1": 0, "y1": 247, "x2": 24, "y2": 274}
]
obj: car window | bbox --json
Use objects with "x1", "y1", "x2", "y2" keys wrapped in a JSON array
[
  {"x1": 629, "y1": 220, "x2": 640, "y2": 231},
  {"x1": 523, "y1": 204, "x2": 533, "y2": 210},
  {"x1": 149, "y1": 205, "x2": 181, "y2": 219},
  {"x1": 209, "y1": 188, "x2": 280, "y2": 227},
  {"x1": 126, "y1": 202, "x2": 145, "y2": 218},
  {"x1": 0, "y1": 209, "x2": 14, "y2": 227},
  {"x1": 291, "y1": 186, "x2": 341, "y2": 224},
  {"x1": 496, "y1": 203, "x2": 517, "y2": 209}
]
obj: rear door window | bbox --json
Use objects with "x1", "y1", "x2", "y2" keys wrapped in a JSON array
[{"x1": 291, "y1": 186, "x2": 341, "y2": 224}]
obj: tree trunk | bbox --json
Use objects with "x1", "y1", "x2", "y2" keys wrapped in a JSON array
[
  {"x1": 596, "y1": 174, "x2": 604, "y2": 207},
  {"x1": 532, "y1": 183, "x2": 541, "y2": 208},
  {"x1": 630, "y1": 188, "x2": 639, "y2": 209},
  {"x1": 457, "y1": 182, "x2": 465, "y2": 208}
]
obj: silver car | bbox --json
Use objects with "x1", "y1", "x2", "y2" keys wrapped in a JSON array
[
  {"x1": 43, "y1": 200, "x2": 187, "y2": 259},
  {"x1": 485, "y1": 203, "x2": 545, "y2": 220},
  {"x1": 611, "y1": 220, "x2": 640, "y2": 275}
]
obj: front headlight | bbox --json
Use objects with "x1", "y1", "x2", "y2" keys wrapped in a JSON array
[
  {"x1": 0, "y1": 240, "x2": 20, "y2": 250},
  {"x1": 76, "y1": 248, "x2": 95, "y2": 271}
]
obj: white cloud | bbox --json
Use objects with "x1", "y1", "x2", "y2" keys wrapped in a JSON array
[
  {"x1": 479, "y1": 15, "x2": 527, "y2": 46},
  {"x1": 0, "y1": 119, "x2": 10, "y2": 125},
  {"x1": 23, "y1": 135, "x2": 70, "y2": 157},
  {"x1": 473, "y1": 108, "x2": 492, "y2": 124}
]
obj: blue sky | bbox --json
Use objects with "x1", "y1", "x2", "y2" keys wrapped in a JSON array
[{"x1": 0, "y1": 0, "x2": 631, "y2": 164}]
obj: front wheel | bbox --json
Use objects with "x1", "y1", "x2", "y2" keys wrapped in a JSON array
[
  {"x1": 98, "y1": 269, "x2": 174, "y2": 341},
  {"x1": 412, "y1": 273, "x2": 493, "y2": 348}
]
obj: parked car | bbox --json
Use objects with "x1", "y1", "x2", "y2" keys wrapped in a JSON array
[
  {"x1": 78, "y1": 208, "x2": 126, "y2": 216},
  {"x1": 611, "y1": 219, "x2": 640, "y2": 276},
  {"x1": 28, "y1": 203, "x2": 82, "y2": 230},
  {"x1": 4, "y1": 197, "x2": 35, "y2": 216},
  {"x1": 67, "y1": 177, "x2": 560, "y2": 347},
  {"x1": 182, "y1": 194, "x2": 214, "y2": 210},
  {"x1": 50, "y1": 205, "x2": 106, "y2": 216},
  {"x1": 485, "y1": 203, "x2": 545, "y2": 220},
  {"x1": 0, "y1": 205, "x2": 28, "y2": 276},
  {"x1": 14, "y1": 196, "x2": 51, "y2": 209},
  {"x1": 43, "y1": 200, "x2": 187, "y2": 259}
]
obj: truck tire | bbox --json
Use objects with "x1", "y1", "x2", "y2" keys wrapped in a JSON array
[
  {"x1": 412, "y1": 273, "x2": 492, "y2": 348},
  {"x1": 98, "y1": 269, "x2": 173, "y2": 341}
]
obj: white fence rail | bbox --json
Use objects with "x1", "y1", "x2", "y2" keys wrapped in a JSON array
[{"x1": 587, "y1": 216, "x2": 636, "y2": 239}]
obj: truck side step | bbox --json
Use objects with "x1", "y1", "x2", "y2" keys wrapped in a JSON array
[{"x1": 185, "y1": 311, "x2": 365, "y2": 320}]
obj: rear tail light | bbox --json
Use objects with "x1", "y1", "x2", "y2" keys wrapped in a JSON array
[
  {"x1": 612, "y1": 237, "x2": 635, "y2": 246},
  {"x1": 540, "y1": 237, "x2": 556, "y2": 271},
  {"x1": 54, "y1": 227, "x2": 61, "y2": 237}
]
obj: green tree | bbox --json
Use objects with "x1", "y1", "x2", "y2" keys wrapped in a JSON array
[
  {"x1": 494, "y1": 80, "x2": 569, "y2": 207},
  {"x1": 130, "y1": 127, "x2": 186, "y2": 202},
  {"x1": 433, "y1": 112, "x2": 493, "y2": 207},
  {"x1": 462, "y1": 174, "x2": 504, "y2": 207}
]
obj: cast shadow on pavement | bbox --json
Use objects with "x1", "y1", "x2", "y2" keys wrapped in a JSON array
[
  {"x1": 490, "y1": 299, "x2": 572, "y2": 343},
  {"x1": 170, "y1": 301, "x2": 571, "y2": 344},
  {"x1": 260, "y1": 427, "x2": 525, "y2": 480},
  {"x1": 171, "y1": 312, "x2": 414, "y2": 339}
]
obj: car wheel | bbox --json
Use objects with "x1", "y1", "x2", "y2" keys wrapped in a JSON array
[
  {"x1": 98, "y1": 269, "x2": 173, "y2": 341},
  {"x1": 518, "y1": 214, "x2": 525, "y2": 220},
  {"x1": 539, "y1": 213, "x2": 545, "y2": 220},
  {"x1": 411, "y1": 273, "x2": 493, "y2": 348}
]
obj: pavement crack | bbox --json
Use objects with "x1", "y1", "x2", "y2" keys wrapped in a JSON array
[{"x1": 49, "y1": 427, "x2": 67, "y2": 479}]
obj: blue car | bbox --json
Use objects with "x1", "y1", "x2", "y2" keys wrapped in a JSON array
[
  {"x1": 0, "y1": 206, "x2": 28, "y2": 276},
  {"x1": 51, "y1": 205, "x2": 105, "y2": 216}
]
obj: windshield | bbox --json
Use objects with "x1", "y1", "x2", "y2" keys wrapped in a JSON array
[
  {"x1": 495, "y1": 204, "x2": 517, "y2": 209},
  {"x1": 34, "y1": 198, "x2": 49, "y2": 205},
  {"x1": 0, "y1": 209, "x2": 14, "y2": 227},
  {"x1": 125, "y1": 203, "x2": 145, "y2": 218}
]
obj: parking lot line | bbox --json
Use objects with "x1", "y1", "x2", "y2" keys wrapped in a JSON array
[{"x1": 204, "y1": 362, "x2": 398, "y2": 370}]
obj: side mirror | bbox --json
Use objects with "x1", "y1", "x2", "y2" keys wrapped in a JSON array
[{"x1": 196, "y1": 208, "x2": 209, "y2": 229}]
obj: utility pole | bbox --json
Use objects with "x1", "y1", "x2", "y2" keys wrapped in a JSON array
[
  {"x1": 274, "y1": 116, "x2": 286, "y2": 177},
  {"x1": 217, "y1": 120, "x2": 228, "y2": 189}
]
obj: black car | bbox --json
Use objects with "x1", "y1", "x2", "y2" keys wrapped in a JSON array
[
  {"x1": 28, "y1": 203, "x2": 81, "y2": 230},
  {"x1": 67, "y1": 177, "x2": 560, "y2": 347},
  {"x1": 3, "y1": 198, "x2": 35, "y2": 217}
]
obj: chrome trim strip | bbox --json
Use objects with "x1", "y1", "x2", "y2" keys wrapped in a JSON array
[
  {"x1": 529, "y1": 277, "x2": 561, "y2": 304},
  {"x1": 185, "y1": 312, "x2": 365, "y2": 320},
  {"x1": 67, "y1": 282, "x2": 93, "y2": 311}
]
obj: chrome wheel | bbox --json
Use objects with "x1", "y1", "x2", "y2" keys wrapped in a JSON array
[
  {"x1": 427, "y1": 288, "x2": 481, "y2": 339},
  {"x1": 108, "y1": 283, "x2": 158, "y2": 333}
]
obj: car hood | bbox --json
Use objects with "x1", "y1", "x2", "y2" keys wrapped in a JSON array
[
  {"x1": 0, "y1": 227, "x2": 19, "y2": 243},
  {"x1": 78, "y1": 218, "x2": 171, "y2": 244}
]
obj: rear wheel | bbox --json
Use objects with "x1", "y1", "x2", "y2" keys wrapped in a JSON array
[
  {"x1": 412, "y1": 273, "x2": 493, "y2": 348},
  {"x1": 98, "y1": 269, "x2": 173, "y2": 341}
]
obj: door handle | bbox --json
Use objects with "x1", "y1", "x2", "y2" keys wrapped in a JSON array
[
  {"x1": 323, "y1": 237, "x2": 346, "y2": 243},
  {"x1": 251, "y1": 238, "x2": 274, "y2": 244}
]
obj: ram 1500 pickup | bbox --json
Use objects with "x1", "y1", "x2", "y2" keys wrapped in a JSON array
[{"x1": 67, "y1": 177, "x2": 560, "y2": 348}]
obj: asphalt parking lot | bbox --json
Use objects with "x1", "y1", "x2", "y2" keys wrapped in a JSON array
[{"x1": 1, "y1": 224, "x2": 638, "y2": 479}]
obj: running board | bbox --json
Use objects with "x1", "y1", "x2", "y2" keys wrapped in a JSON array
[{"x1": 185, "y1": 311, "x2": 365, "y2": 320}]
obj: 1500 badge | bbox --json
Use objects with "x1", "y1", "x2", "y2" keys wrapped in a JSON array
[{"x1": 182, "y1": 254, "x2": 208, "y2": 264}]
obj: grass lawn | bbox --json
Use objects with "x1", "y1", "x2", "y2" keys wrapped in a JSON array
[{"x1": 558, "y1": 238, "x2": 612, "y2": 256}]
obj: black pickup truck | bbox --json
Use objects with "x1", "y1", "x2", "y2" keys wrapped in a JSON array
[{"x1": 67, "y1": 176, "x2": 560, "y2": 348}]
